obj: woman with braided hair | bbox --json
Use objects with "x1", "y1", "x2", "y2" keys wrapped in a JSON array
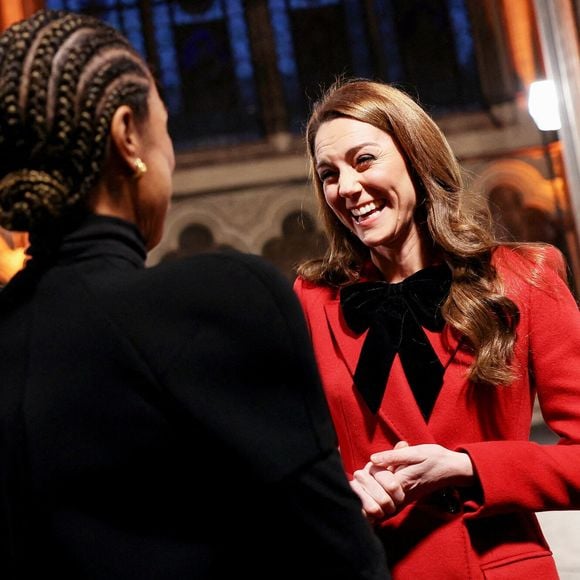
[
  {"x1": 294, "y1": 78, "x2": 580, "y2": 579},
  {"x1": 0, "y1": 12, "x2": 390, "y2": 579}
]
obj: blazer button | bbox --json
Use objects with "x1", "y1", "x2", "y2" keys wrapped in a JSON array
[{"x1": 439, "y1": 487, "x2": 461, "y2": 513}]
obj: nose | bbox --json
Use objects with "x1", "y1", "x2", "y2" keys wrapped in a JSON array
[{"x1": 337, "y1": 168, "x2": 362, "y2": 198}]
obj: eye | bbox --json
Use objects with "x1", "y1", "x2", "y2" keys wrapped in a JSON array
[
  {"x1": 318, "y1": 168, "x2": 337, "y2": 182},
  {"x1": 356, "y1": 154, "x2": 375, "y2": 167}
]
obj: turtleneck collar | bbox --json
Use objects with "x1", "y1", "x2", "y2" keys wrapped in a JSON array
[{"x1": 27, "y1": 214, "x2": 147, "y2": 269}]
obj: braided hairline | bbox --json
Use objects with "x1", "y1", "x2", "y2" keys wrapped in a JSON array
[
  {"x1": 51, "y1": 31, "x2": 143, "y2": 129},
  {"x1": 20, "y1": 16, "x2": 75, "y2": 115},
  {"x1": 0, "y1": 10, "x2": 152, "y2": 232},
  {"x1": 75, "y1": 47, "x2": 149, "y2": 120},
  {"x1": 76, "y1": 74, "x2": 150, "y2": 200},
  {"x1": 21, "y1": 13, "x2": 94, "y2": 150},
  {"x1": 20, "y1": 10, "x2": 145, "y2": 146},
  {"x1": 0, "y1": 18, "x2": 47, "y2": 145},
  {"x1": 0, "y1": 168, "x2": 69, "y2": 230},
  {"x1": 46, "y1": 27, "x2": 100, "y2": 128}
]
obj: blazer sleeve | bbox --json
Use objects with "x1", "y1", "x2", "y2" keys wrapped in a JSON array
[
  {"x1": 154, "y1": 252, "x2": 390, "y2": 579},
  {"x1": 458, "y1": 248, "x2": 580, "y2": 517}
]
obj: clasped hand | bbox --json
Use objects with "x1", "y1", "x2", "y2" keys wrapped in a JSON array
[{"x1": 349, "y1": 441, "x2": 474, "y2": 523}]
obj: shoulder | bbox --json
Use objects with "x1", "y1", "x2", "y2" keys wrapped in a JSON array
[
  {"x1": 493, "y1": 243, "x2": 565, "y2": 278},
  {"x1": 293, "y1": 275, "x2": 339, "y2": 305},
  {"x1": 149, "y1": 250, "x2": 308, "y2": 322},
  {"x1": 153, "y1": 250, "x2": 289, "y2": 293},
  {"x1": 492, "y1": 243, "x2": 570, "y2": 301}
]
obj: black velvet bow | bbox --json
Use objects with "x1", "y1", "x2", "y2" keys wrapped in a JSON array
[{"x1": 339, "y1": 265, "x2": 452, "y2": 417}]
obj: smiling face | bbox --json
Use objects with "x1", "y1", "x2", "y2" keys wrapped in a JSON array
[{"x1": 314, "y1": 116, "x2": 425, "y2": 273}]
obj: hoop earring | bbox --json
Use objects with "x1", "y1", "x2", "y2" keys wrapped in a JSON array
[{"x1": 133, "y1": 157, "x2": 148, "y2": 179}]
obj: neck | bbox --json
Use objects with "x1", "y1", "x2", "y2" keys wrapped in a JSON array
[{"x1": 369, "y1": 232, "x2": 439, "y2": 283}]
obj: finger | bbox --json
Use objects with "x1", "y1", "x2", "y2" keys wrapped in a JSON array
[
  {"x1": 371, "y1": 469, "x2": 406, "y2": 507},
  {"x1": 379, "y1": 442, "x2": 410, "y2": 472},
  {"x1": 352, "y1": 465, "x2": 398, "y2": 516},
  {"x1": 349, "y1": 478, "x2": 385, "y2": 521},
  {"x1": 352, "y1": 464, "x2": 388, "y2": 498},
  {"x1": 370, "y1": 450, "x2": 396, "y2": 466},
  {"x1": 370, "y1": 443, "x2": 407, "y2": 466},
  {"x1": 371, "y1": 445, "x2": 415, "y2": 467}
]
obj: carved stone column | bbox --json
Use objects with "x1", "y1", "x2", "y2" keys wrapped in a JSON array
[
  {"x1": 466, "y1": 0, "x2": 518, "y2": 104},
  {"x1": 244, "y1": 0, "x2": 289, "y2": 148},
  {"x1": 501, "y1": 0, "x2": 543, "y2": 89}
]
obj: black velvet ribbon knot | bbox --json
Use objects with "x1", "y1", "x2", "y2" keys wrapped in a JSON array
[{"x1": 339, "y1": 265, "x2": 452, "y2": 417}]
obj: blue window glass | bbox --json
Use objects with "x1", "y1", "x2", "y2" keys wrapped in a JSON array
[
  {"x1": 46, "y1": 0, "x2": 484, "y2": 149},
  {"x1": 158, "y1": 1, "x2": 261, "y2": 149},
  {"x1": 46, "y1": 0, "x2": 263, "y2": 150}
]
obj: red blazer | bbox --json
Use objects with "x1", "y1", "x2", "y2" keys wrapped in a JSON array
[{"x1": 294, "y1": 246, "x2": 580, "y2": 579}]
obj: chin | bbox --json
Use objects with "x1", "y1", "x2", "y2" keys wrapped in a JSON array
[{"x1": 359, "y1": 233, "x2": 393, "y2": 248}]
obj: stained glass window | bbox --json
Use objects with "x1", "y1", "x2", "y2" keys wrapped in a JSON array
[{"x1": 46, "y1": 0, "x2": 487, "y2": 150}]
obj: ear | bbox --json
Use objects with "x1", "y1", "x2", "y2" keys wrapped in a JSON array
[{"x1": 109, "y1": 105, "x2": 142, "y2": 174}]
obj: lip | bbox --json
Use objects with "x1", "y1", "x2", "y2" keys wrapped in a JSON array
[{"x1": 350, "y1": 200, "x2": 386, "y2": 224}]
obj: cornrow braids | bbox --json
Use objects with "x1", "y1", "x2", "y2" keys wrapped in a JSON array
[{"x1": 0, "y1": 9, "x2": 151, "y2": 232}]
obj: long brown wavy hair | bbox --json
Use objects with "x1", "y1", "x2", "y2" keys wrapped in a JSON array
[{"x1": 298, "y1": 78, "x2": 561, "y2": 387}]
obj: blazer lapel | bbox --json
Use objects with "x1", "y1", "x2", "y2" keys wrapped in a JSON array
[
  {"x1": 380, "y1": 359, "x2": 435, "y2": 443},
  {"x1": 324, "y1": 299, "x2": 435, "y2": 443},
  {"x1": 324, "y1": 300, "x2": 363, "y2": 377}
]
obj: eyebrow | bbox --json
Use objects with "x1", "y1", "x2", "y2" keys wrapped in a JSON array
[{"x1": 316, "y1": 142, "x2": 379, "y2": 169}]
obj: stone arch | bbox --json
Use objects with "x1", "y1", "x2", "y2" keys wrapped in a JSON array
[
  {"x1": 472, "y1": 159, "x2": 562, "y2": 245},
  {"x1": 247, "y1": 188, "x2": 321, "y2": 253},
  {"x1": 148, "y1": 183, "x2": 323, "y2": 270},
  {"x1": 158, "y1": 223, "x2": 237, "y2": 264},
  {"x1": 148, "y1": 206, "x2": 250, "y2": 266},
  {"x1": 472, "y1": 158, "x2": 557, "y2": 213},
  {"x1": 260, "y1": 202, "x2": 327, "y2": 281},
  {"x1": 487, "y1": 183, "x2": 528, "y2": 241}
]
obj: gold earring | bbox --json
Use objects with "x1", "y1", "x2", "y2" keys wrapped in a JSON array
[{"x1": 133, "y1": 157, "x2": 148, "y2": 179}]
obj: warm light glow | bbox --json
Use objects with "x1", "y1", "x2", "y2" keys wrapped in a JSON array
[
  {"x1": 528, "y1": 80, "x2": 562, "y2": 131},
  {"x1": 0, "y1": 2, "x2": 25, "y2": 31},
  {"x1": 0, "y1": 230, "x2": 28, "y2": 284}
]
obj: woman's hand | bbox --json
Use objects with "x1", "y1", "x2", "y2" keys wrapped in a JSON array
[
  {"x1": 370, "y1": 443, "x2": 475, "y2": 503},
  {"x1": 349, "y1": 441, "x2": 408, "y2": 523}
]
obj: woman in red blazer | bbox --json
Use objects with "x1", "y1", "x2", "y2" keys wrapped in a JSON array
[{"x1": 294, "y1": 78, "x2": 580, "y2": 579}]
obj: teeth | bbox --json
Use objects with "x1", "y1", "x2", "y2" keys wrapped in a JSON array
[{"x1": 351, "y1": 201, "x2": 380, "y2": 217}]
